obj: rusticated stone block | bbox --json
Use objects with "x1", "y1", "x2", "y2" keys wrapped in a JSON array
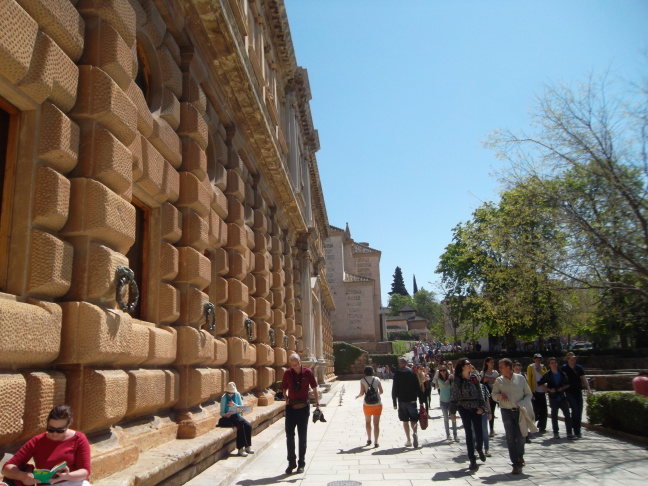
[
  {"x1": 210, "y1": 305, "x2": 228, "y2": 335},
  {"x1": 178, "y1": 102, "x2": 208, "y2": 150},
  {"x1": 257, "y1": 366, "x2": 275, "y2": 389},
  {"x1": 254, "y1": 231, "x2": 268, "y2": 252},
  {"x1": 208, "y1": 211, "x2": 227, "y2": 249},
  {"x1": 225, "y1": 169, "x2": 245, "y2": 202},
  {"x1": 284, "y1": 253, "x2": 293, "y2": 271},
  {"x1": 0, "y1": 299, "x2": 61, "y2": 368},
  {"x1": 228, "y1": 309, "x2": 254, "y2": 340},
  {"x1": 254, "y1": 297, "x2": 271, "y2": 320},
  {"x1": 58, "y1": 302, "x2": 133, "y2": 365},
  {"x1": 38, "y1": 102, "x2": 79, "y2": 173},
  {"x1": 225, "y1": 222, "x2": 246, "y2": 253},
  {"x1": 66, "y1": 242, "x2": 127, "y2": 303},
  {"x1": 157, "y1": 45, "x2": 182, "y2": 98},
  {"x1": 159, "y1": 242, "x2": 178, "y2": 281},
  {"x1": 226, "y1": 250, "x2": 248, "y2": 280},
  {"x1": 118, "y1": 321, "x2": 149, "y2": 367},
  {"x1": 228, "y1": 366, "x2": 256, "y2": 393},
  {"x1": 211, "y1": 247, "x2": 228, "y2": 276},
  {"x1": 175, "y1": 367, "x2": 214, "y2": 410},
  {"x1": 32, "y1": 164, "x2": 70, "y2": 231},
  {"x1": 126, "y1": 81, "x2": 154, "y2": 138},
  {"x1": 175, "y1": 326, "x2": 213, "y2": 365},
  {"x1": 19, "y1": 371, "x2": 66, "y2": 442},
  {"x1": 158, "y1": 282, "x2": 180, "y2": 324},
  {"x1": 134, "y1": 135, "x2": 165, "y2": 198},
  {"x1": 255, "y1": 321, "x2": 270, "y2": 344},
  {"x1": 181, "y1": 138, "x2": 207, "y2": 181},
  {"x1": 271, "y1": 254, "x2": 283, "y2": 272},
  {"x1": 274, "y1": 347, "x2": 287, "y2": 367},
  {"x1": 244, "y1": 296, "x2": 255, "y2": 318},
  {"x1": 211, "y1": 337, "x2": 228, "y2": 366},
  {"x1": 77, "y1": 0, "x2": 137, "y2": 48},
  {"x1": 76, "y1": 123, "x2": 132, "y2": 198},
  {"x1": 254, "y1": 274, "x2": 270, "y2": 297},
  {"x1": 71, "y1": 65, "x2": 136, "y2": 145},
  {"x1": 144, "y1": 325, "x2": 177, "y2": 366},
  {"x1": 244, "y1": 182, "x2": 254, "y2": 207},
  {"x1": 81, "y1": 17, "x2": 133, "y2": 90},
  {"x1": 180, "y1": 209, "x2": 209, "y2": 252},
  {"x1": 178, "y1": 285, "x2": 208, "y2": 327},
  {"x1": 244, "y1": 224, "x2": 255, "y2": 251},
  {"x1": 61, "y1": 177, "x2": 135, "y2": 253},
  {"x1": 226, "y1": 278, "x2": 248, "y2": 307},
  {"x1": 176, "y1": 246, "x2": 210, "y2": 288},
  {"x1": 210, "y1": 184, "x2": 228, "y2": 220},
  {"x1": 177, "y1": 172, "x2": 210, "y2": 217},
  {"x1": 209, "y1": 145, "x2": 227, "y2": 191},
  {"x1": 161, "y1": 201, "x2": 182, "y2": 243},
  {"x1": 27, "y1": 229, "x2": 73, "y2": 297},
  {"x1": 182, "y1": 72, "x2": 207, "y2": 115},
  {"x1": 253, "y1": 251, "x2": 270, "y2": 276},
  {"x1": 271, "y1": 287, "x2": 285, "y2": 306},
  {"x1": 285, "y1": 302, "x2": 295, "y2": 319},
  {"x1": 137, "y1": 0, "x2": 165, "y2": 47},
  {"x1": 208, "y1": 274, "x2": 227, "y2": 305},
  {"x1": 18, "y1": 31, "x2": 78, "y2": 111},
  {"x1": 272, "y1": 309, "x2": 286, "y2": 330},
  {"x1": 255, "y1": 344, "x2": 274, "y2": 367},
  {"x1": 161, "y1": 158, "x2": 180, "y2": 204},
  {"x1": 244, "y1": 273, "x2": 256, "y2": 295},
  {"x1": 266, "y1": 291, "x2": 274, "y2": 308},
  {"x1": 226, "y1": 337, "x2": 256, "y2": 366},
  {"x1": 226, "y1": 195, "x2": 244, "y2": 225},
  {"x1": 243, "y1": 203, "x2": 254, "y2": 227},
  {"x1": 73, "y1": 368, "x2": 128, "y2": 433},
  {"x1": 269, "y1": 236, "x2": 282, "y2": 254},
  {"x1": 0, "y1": 373, "x2": 26, "y2": 443},
  {"x1": 149, "y1": 116, "x2": 181, "y2": 168},
  {"x1": 294, "y1": 324, "x2": 302, "y2": 339},
  {"x1": 252, "y1": 209, "x2": 267, "y2": 232},
  {"x1": 285, "y1": 317, "x2": 295, "y2": 335},
  {"x1": 273, "y1": 328, "x2": 285, "y2": 345},
  {"x1": 125, "y1": 368, "x2": 179, "y2": 418},
  {"x1": 160, "y1": 88, "x2": 180, "y2": 130},
  {"x1": 285, "y1": 286, "x2": 294, "y2": 302},
  {"x1": 0, "y1": 0, "x2": 38, "y2": 84}
]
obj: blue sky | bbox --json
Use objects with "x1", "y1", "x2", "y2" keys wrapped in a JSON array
[{"x1": 283, "y1": 0, "x2": 648, "y2": 304}]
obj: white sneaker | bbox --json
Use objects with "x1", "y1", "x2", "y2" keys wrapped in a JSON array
[
  {"x1": 238, "y1": 448, "x2": 248, "y2": 457},
  {"x1": 413, "y1": 432, "x2": 418, "y2": 448},
  {"x1": 245, "y1": 447, "x2": 255, "y2": 454},
  {"x1": 405, "y1": 440, "x2": 412, "y2": 447}
]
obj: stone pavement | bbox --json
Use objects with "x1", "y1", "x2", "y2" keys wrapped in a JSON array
[{"x1": 187, "y1": 379, "x2": 648, "y2": 486}]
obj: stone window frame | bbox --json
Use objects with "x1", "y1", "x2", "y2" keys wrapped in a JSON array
[
  {"x1": 0, "y1": 96, "x2": 19, "y2": 292},
  {"x1": 135, "y1": 34, "x2": 163, "y2": 114},
  {"x1": 125, "y1": 197, "x2": 150, "y2": 320}
]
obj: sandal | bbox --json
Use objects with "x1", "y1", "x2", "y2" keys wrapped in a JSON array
[{"x1": 366, "y1": 440, "x2": 372, "y2": 446}]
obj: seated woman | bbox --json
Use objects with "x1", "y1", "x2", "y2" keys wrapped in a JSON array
[
  {"x1": 218, "y1": 382, "x2": 254, "y2": 457},
  {"x1": 2, "y1": 405, "x2": 91, "y2": 486}
]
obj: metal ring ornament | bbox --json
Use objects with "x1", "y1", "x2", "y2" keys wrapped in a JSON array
[
  {"x1": 295, "y1": 339, "x2": 299, "y2": 350},
  {"x1": 269, "y1": 328, "x2": 275, "y2": 346},
  {"x1": 244, "y1": 318, "x2": 253, "y2": 341},
  {"x1": 115, "y1": 265, "x2": 139, "y2": 313},
  {"x1": 284, "y1": 335, "x2": 289, "y2": 350},
  {"x1": 204, "y1": 302, "x2": 216, "y2": 331}
]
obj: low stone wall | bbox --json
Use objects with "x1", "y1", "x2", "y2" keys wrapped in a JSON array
[
  {"x1": 591, "y1": 375, "x2": 635, "y2": 391},
  {"x1": 352, "y1": 341, "x2": 393, "y2": 354}
]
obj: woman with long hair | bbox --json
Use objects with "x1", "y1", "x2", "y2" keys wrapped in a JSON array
[
  {"x1": 436, "y1": 365, "x2": 458, "y2": 441},
  {"x1": 450, "y1": 358, "x2": 487, "y2": 470},
  {"x1": 480, "y1": 357, "x2": 499, "y2": 437},
  {"x1": 355, "y1": 365, "x2": 384, "y2": 447}
]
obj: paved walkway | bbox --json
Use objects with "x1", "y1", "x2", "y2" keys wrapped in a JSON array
[{"x1": 189, "y1": 380, "x2": 647, "y2": 486}]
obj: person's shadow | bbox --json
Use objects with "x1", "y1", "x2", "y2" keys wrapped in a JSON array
[
  {"x1": 431, "y1": 469, "x2": 474, "y2": 481},
  {"x1": 235, "y1": 475, "x2": 300, "y2": 486},
  {"x1": 337, "y1": 445, "x2": 369, "y2": 454}
]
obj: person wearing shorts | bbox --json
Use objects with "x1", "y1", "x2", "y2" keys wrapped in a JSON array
[
  {"x1": 392, "y1": 357, "x2": 424, "y2": 447},
  {"x1": 356, "y1": 366, "x2": 384, "y2": 447}
]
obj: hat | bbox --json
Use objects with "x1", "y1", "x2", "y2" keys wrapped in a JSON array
[
  {"x1": 225, "y1": 382, "x2": 238, "y2": 394},
  {"x1": 533, "y1": 353, "x2": 543, "y2": 359},
  {"x1": 399, "y1": 357, "x2": 408, "y2": 364}
]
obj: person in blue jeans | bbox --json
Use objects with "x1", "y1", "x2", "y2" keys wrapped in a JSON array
[
  {"x1": 561, "y1": 352, "x2": 592, "y2": 438},
  {"x1": 435, "y1": 366, "x2": 457, "y2": 441},
  {"x1": 538, "y1": 357, "x2": 573, "y2": 439}
]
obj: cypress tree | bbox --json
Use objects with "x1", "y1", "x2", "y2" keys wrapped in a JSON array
[{"x1": 389, "y1": 266, "x2": 409, "y2": 296}]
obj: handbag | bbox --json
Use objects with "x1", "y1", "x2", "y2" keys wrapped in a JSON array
[{"x1": 418, "y1": 405, "x2": 429, "y2": 430}]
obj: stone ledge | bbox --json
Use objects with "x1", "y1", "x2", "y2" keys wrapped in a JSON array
[{"x1": 94, "y1": 402, "x2": 285, "y2": 486}]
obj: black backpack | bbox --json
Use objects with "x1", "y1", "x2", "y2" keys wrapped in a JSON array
[{"x1": 363, "y1": 377, "x2": 380, "y2": 404}]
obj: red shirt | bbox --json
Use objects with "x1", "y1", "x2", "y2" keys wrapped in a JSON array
[
  {"x1": 281, "y1": 366, "x2": 317, "y2": 401},
  {"x1": 7, "y1": 432, "x2": 92, "y2": 475}
]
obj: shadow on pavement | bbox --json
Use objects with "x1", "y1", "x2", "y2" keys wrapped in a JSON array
[
  {"x1": 235, "y1": 474, "x2": 301, "y2": 486},
  {"x1": 371, "y1": 446, "x2": 415, "y2": 455},
  {"x1": 337, "y1": 445, "x2": 369, "y2": 454},
  {"x1": 431, "y1": 469, "x2": 475, "y2": 481},
  {"x1": 481, "y1": 472, "x2": 528, "y2": 483}
]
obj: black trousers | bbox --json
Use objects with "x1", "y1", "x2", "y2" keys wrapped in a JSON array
[
  {"x1": 458, "y1": 407, "x2": 483, "y2": 462},
  {"x1": 532, "y1": 391, "x2": 548, "y2": 431},
  {"x1": 219, "y1": 415, "x2": 252, "y2": 449},
  {"x1": 285, "y1": 404, "x2": 310, "y2": 468}
]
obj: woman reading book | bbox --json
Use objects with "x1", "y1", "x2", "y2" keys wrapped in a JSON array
[
  {"x1": 218, "y1": 382, "x2": 254, "y2": 457},
  {"x1": 2, "y1": 405, "x2": 91, "y2": 486}
]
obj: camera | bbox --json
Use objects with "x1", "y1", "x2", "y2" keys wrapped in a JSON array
[{"x1": 293, "y1": 381, "x2": 301, "y2": 391}]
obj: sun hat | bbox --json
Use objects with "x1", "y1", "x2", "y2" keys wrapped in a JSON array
[
  {"x1": 533, "y1": 353, "x2": 543, "y2": 359},
  {"x1": 225, "y1": 382, "x2": 237, "y2": 394}
]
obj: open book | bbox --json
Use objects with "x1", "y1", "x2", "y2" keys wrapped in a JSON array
[
  {"x1": 228, "y1": 405, "x2": 251, "y2": 414},
  {"x1": 32, "y1": 462, "x2": 66, "y2": 484}
]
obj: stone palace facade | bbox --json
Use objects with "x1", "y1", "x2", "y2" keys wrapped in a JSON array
[{"x1": 0, "y1": 0, "x2": 334, "y2": 480}]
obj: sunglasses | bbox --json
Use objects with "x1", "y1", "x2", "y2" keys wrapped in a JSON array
[{"x1": 46, "y1": 427, "x2": 68, "y2": 434}]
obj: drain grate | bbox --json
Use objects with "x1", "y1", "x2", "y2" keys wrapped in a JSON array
[{"x1": 327, "y1": 482, "x2": 361, "y2": 486}]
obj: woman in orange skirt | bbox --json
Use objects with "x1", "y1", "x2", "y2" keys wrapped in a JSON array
[{"x1": 356, "y1": 366, "x2": 384, "y2": 447}]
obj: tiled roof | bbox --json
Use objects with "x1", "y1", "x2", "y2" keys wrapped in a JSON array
[
  {"x1": 352, "y1": 242, "x2": 380, "y2": 254},
  {"x1": 343, "y1": 272, "x2": 373, "y2": 282},
  {"x1": 399, "y1": 304, "x2": 416, "y2": 312}
]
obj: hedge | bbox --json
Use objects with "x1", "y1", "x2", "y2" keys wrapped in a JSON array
[
  {"x1": 391, "y1": 341, "x2": 408, "y2": 356},
  {"x1": 586, "y1": 392, "x2": 648, "y2": 437},
  {"x1": 368, "y1": 354, "x2": 399, "y2": 367},
  {"x1": 388, "y1": 331, "x2": 416, "y2": 341},
  {"x1": 333, "y1": 341, "x2": 365, "y2": 374}
]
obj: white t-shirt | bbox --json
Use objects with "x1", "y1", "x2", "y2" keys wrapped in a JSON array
[{"x1": 360, "y1": 376, "x2": 382, "y2": 405}]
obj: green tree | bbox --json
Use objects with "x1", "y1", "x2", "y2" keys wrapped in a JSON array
[
  {"x1": 387, "y1": 293, "x2": 413, "y2": 316},
  {"x1": 413, "y1": 275, "x2": 418, "y2": 294},
  {"x1": 412, "y1": 289, "x2": 445, "y2": 339},
  {"x1": 389, "y1": 266, "x2": 409, "y2": 296}
]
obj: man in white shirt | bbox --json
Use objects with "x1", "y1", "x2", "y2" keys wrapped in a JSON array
[{"x1": 492, "y1": 358, "x2": 533, "y2": 475}]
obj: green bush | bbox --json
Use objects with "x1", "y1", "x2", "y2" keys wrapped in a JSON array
[
  {"x1": 586, "y1": 392, "x2": 648, "y2": 437},
  {"x1": 333, "y1": 341, "x2": 365, "y2": 374},
  {"x1": 369, "y1": 354, "x2": 399, "y2": 367},
  {"x1": 391, "y1": 340, "x2": 409, "y2": 356},
  {"x1": 388, "y1": 331, "x2": 416, "y2": 341}
]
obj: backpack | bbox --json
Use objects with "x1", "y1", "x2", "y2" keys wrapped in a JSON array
[{"x1": 363, "y1": 377, "x2": 380, "y2": 404}]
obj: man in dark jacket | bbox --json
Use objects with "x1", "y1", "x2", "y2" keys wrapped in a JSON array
[
  {"x1": 392, "y1": 357, "x2": 423, "y2": 447},
  {"x1": 538, "y1": 357, "x2": 573, "y2": 439}
]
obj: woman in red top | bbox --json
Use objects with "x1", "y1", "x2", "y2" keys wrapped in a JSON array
[{"x1": 2, "y1": 405, "x2": 91, "y2": 486}]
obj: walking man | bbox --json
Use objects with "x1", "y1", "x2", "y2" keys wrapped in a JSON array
[
  {"x1": 562, "y1": 352, "x2": 592, "y2": 438},
  {"x1": 281, "y1": 353, "x2": 319, "y2": 475},
  {"x1": 392, "y1": 357, "x2": 423, "y2": 448},
  {"x1": 526, "y1": 353, "x2": 548, "y2": 433},
  {"x1": 492, "y1": 358, "x2": 533, "y2": 475},
  {"x1": 538, "y1": 357, "x2": 573, "y2": 439}
]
